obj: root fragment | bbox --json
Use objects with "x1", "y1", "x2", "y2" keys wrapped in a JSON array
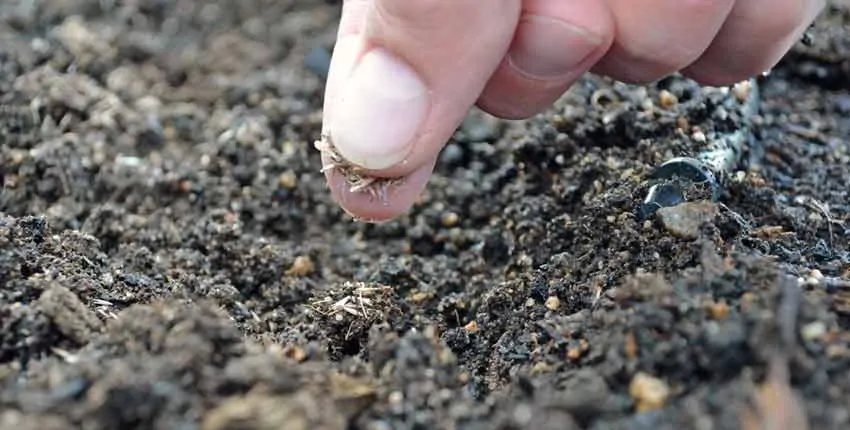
[{"x1": 313, "y1": 133, "x2": 403, "y2": 204}]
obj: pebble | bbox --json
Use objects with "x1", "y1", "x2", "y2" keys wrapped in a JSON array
[
  {"x1": 801, "y1": 321, "x2": 827, "y2": 341},
  {"x1": 836, "y1": 94, "x2": 850, "y2": 114},
  {"x1": 656, "y1": 201, "x2": 719, "y2": 239},
  {"x1": 456, "y1": 109, "x2": 502, "y2": 143},
  {"x1": 544, "y1": 296, "x2": 560, "y2": 311},
  {"x1": 439, "y1": 143, "x2": 464, "y2": 165},
  {"x1": 692, "y1": 130, "x2": 707, "y2": 143},
  {"x1": 440, "y1": 212, "x2": 459, "y2": 228},
  {"x1": 629, "y1": 372, "x2": 670, "y2": 412},
  {"x1": 279, "y1": 171, "x2": 298, "y2": 189},
  {"x1": 658, "y1": 90, "x2": 678, "y2": 109},
  {"x1": 286, "y1": 255, "x2": 314, "y2": 277},
  {"x1": 304, "y1": 46, "x2": 331, "y2": 80},
  {"x1": 802, "y1": 269, "x2": 824, "y2": 287},
  {"x1": 707, "y1": 301, "x2": 730, "y2": 320}
]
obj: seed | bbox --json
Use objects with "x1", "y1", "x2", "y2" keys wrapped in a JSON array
[{"x1": 658, "y1": 90, "x2": 678, "y2": 109}]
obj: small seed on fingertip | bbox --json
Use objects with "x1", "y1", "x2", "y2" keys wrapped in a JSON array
[{"x1": 314, "y1": 133, "x2": 404, "y2": 204}]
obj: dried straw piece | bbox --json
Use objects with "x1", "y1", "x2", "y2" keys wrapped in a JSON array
[{"x1": 314, "y1": 133, "x2": 403, "y2": 203}]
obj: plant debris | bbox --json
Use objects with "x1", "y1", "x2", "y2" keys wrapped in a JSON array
[{"x1": 314, "y1": 133, "x2": 404, "y2": 203}]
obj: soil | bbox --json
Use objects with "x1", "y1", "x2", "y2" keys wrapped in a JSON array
[{"x1": 1, "y1": 1, "x2": 849, "y2": 429}]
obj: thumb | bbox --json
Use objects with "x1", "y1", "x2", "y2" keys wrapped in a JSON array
[{"x1": 319, "y1": 0, "x2": 520, "y2": 221}]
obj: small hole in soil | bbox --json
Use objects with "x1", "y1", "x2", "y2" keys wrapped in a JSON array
[
  {"x1": 336, "y1": 336, "x2": 362, "y2": 358},
  {"x1": 590, "y1": 88, "x2": 619, "y2": 108},
  {"x1": 837, "y1": 314, "x2": 850, "y2": 332},
  {"x1": 656, "y1": 75, "x2": 700, "y2": 104}
]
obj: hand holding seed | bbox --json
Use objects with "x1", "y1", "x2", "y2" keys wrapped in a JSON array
[{"x1": 318, "y1": 0, "x2": 825, "y2": 222}]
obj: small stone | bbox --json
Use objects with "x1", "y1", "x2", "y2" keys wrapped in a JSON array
[
  {"x1": 409, "y1": 291, "x2": 431, "y2": 303},
  {"x1": 456, "y1": 108, "x2": 502, "y2": 142},
  {"x1": 707, "y1": 301, "x2": 730, "y2": 320},
  {"x1": 656, "y1": 201, "x2": 719, "y2": 239},
  {"x1": 801, "y1": 321, "x2": 826, "y2": 341},
  {"x1": 544, "y1": 296, "x2": 561, "y2": 311},
  {"x1": 440, "y1": 143, "x2": 464, "y2": 165},
  {"x1": 438, "y1": 347, "x2": 457, "y2": 366},
  {"x1": 304, "y1": 46, "x2": 332, "y2": 79},
  {"x1": 388, "y1": 391, "x2": 404, "y2": 405},
  {"x1": 629, "y1": 372, "x2": 670, "y2": 412},
  {"x1": 286, "y1": 256, "x2": 315, "y2": 277},
  {"x1": 279, "y1": 171, "x2": 297, "y2": 189},
  {"x1": 9, "y1": 150, "x2": 26, "y2": 165},
  {"x1": 658, "y1": 90, "x2": 678, "y2": 109},
  {"x1": 567, "y1": 339, "x2": 589, "y2": 361},
  {"x1": 732, "y1": 80, "x2": 753, "y2": 103},
  {"x1": 836, "y1": 94, "x2": 850, "y2": 114},
  {"x1": 531, "y1": 362, "x2": 556, "y2": 374},
  {"x1": 826, "y1": 344, "x2": 849, "y2": 358},
  {"x1": 463, "y1": 320, "x2": 480, "y2": 333},
  {"x1": 282, "y1": 345, "x2": 308, "y2": 362},
  {"x1": 441, "y1": 212, "x2": 460, "y2": 228}
]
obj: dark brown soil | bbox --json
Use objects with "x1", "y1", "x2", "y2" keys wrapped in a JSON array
[{"x1": 1, "y1": 1, "x2": 849, "y2": 429}]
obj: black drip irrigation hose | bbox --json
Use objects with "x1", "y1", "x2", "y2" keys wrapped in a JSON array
[{"x1": 636, "y1": 78, "x2": 760, "y2": 221}]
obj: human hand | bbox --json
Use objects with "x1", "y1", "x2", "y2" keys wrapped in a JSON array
[{"x1": 317, "y1": 0, "x2": 825, "y2": 222}]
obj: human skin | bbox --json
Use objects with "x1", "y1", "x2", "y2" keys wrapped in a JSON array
[{"x1": 318, "y1": 0, "x2": 826, "y2": 222}]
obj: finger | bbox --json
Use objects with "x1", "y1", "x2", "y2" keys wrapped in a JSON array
[
  {"x1": 591, "y1": 0, "x2": 736, "y2": 84},
  {"x1": 476, "y1": 0, "x2": 615, "y2": 120},
  {"x1": 320, "y1": 0, "x2": 521, "y2": 221},
  {"x1": 682, "y1": 0, "x2": 827, "y2": 85}
]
